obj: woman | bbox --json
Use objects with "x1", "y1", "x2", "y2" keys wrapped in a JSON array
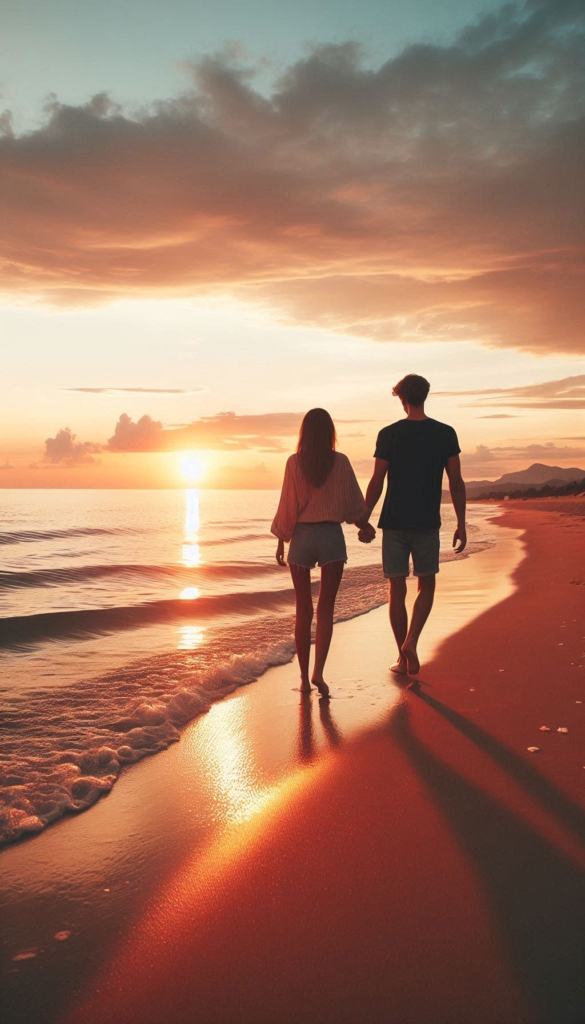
[{"x1": 272, "y1": 408, "x2": 374, "y2": 697}]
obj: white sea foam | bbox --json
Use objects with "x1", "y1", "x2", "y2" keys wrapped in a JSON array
[{"x1": 0, "y1": 639, "x2": 296, "y2": 844}]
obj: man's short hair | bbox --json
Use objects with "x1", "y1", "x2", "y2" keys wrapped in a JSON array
[{"x1": 392, "y1": 374, "x2": 430, "y2": 407}]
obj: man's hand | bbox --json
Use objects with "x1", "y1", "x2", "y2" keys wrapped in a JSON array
[
  {"x1": 453, "y1": 525, "x2": 467, "y2": 554},
  {"x1": 358, "y1": 523, "x2": 376, "y2": 544},
  {"x1": 276, "y1": 539, "x2": 286, "y2": 566}
]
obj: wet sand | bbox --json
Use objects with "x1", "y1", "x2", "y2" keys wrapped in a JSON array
[{"x1": 3, "y1": 508, "x2": 584, "y2": 1023}]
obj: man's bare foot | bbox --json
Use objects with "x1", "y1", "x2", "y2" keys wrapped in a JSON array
[
  {"x1": 401, "y1": 642, "x2": 420, "y2": 675},
  {"x1": 390, "y1": 655, "x2": 408, "y2": 675},
  {"x1": 311, "y1": 679, "x2": 330, "y2": 698}
]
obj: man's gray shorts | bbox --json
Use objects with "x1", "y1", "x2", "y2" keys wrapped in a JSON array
[{"x1": 382, "y1": 528, "x2": 440, "y2": 578}]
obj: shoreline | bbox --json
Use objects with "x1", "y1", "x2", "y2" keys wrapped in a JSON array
[
  {"x1": 0, "y1": 503, "x2": 497, "y2": 848},
  {"x1": 3, "y1": 506, "x2": 584, "y2": 1023}
]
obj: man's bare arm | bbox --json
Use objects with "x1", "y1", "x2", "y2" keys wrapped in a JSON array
[
  {"x1": 365, "y1": 458, "x2": 389, "y2": 516},
  {"x1": 446, "y1": 455, "x2": 467, "y2": 553},
  {"x1": 353, "y1": 459, "x2": 388, "y2": 544}
]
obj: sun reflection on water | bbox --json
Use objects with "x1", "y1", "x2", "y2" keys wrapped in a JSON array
[
  {"x1": 177, "y1": 625, "x2": 206, "y2": 650},
  {"x1": 178, "y1": 489, "x2": 204, "y2": 647},
  {"x1": 181, "y1": 488, "x2": 202, "y2": 568},
  {"x1": 198, "y1": 699, "x2": 275, "y2": 824}
]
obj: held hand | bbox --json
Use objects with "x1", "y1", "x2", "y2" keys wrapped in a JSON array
[
  {"x1": 453, "y1": 525, "x2": 467, "y2": 554},
  {"x1": 276, "y1": 539, "x2": 286, "y2": 566},
  {"x1": 358, "y1": 523, "x2": 376, "y2": 544}
]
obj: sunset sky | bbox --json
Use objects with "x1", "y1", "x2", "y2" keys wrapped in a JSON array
[{"x1": 1, "y1": 0, "x2": 583, "y2": 488}]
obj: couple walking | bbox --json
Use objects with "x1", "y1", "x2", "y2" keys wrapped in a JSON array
[{"x1": 271, "y1": 374, "x2": 467, "y2": 697}]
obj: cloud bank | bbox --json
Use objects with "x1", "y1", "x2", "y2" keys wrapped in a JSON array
[
  {"x1": 65, "y1": 387, "x2": 205, "y2": 395},
  {"x1": 106, "y1": 410, "x2": 302, "y2": 452},
  {"x1": 463, "y1": 440, "x2": 585, "y2": 465},
  {"x1": 1, "y1": 0, "x2": 583, "y2": 354},
  {"x1": 39, "y1": 411, "x2": 302, "y2": 468},
  {"x1": 44, "y1": 428, "x2": 101, "y2": 465},
  {"x1": 437, "y1": 374, "x2": 585, "y2": 409}
]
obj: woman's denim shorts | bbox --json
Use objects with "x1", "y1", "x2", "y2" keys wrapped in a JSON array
[{"x1": 288, "y1": 522, "x2": 347, "y2": 568}]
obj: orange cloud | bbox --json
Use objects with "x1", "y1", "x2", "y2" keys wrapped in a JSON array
[
  {"x1": 40, "y1": 411, "x2": 303, "y2": 464},
  {"x1": 106, "y1": 411, "x2": 302, "y2": 452},
  {"x1": 0, "y1": 0, "x2": 583, "y2": 353},
  {"x1": 44, "y1": 428, "x2": 101, "y2": 466}
]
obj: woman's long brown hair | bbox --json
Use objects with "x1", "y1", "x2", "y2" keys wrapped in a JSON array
[{"x1": 297, "y1": 408, "x2": 336, "y2": 487}]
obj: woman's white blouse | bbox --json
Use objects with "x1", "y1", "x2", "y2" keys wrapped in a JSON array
[{"x1": 271, "y1": 452, "x2": 368, "y2": 542}]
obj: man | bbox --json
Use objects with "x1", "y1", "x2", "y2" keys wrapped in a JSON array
[{"x1": 362, "y1": 373, "x2": 466, "y2": 676}]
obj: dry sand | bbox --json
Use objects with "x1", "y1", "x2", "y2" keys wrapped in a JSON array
[{"x1": 61, "y1": 506, "x2": 585, "y2": 1024}]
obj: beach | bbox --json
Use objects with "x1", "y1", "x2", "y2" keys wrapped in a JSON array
[{"x1": 2, "y1": 502, "x2": 584, "y2": 1024}]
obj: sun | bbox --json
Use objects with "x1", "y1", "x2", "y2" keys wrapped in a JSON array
[{"x1": 179, "y1": 452, "x2": 205, "y2": 484}]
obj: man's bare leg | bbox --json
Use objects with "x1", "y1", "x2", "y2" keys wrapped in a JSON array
[
  {"x1": 389, "y1": 576, "x2": 408, "y2": 674},
  {"x1": 401, "y1": 574, "x2": 436, "y2": 674}
]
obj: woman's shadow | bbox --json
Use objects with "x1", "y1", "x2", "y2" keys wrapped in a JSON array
[
  {"x1": 298, "y1": 694, "x2": 342, "y2": 763},
  {"x1": 389, "y1": 701, "x2": 585, "y2": 1024}
]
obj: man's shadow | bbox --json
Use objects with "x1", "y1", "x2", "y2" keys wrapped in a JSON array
[
  {"x1": 414, "y1": 689, "x2": 585, "y2": 844},
  {"x1": 389, "y1": 702, "x2": 585, "y2": 1024}
]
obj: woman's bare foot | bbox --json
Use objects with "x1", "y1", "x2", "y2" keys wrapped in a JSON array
[
  {"x1": 300, "y1": 680, "x2": 312, "y2": 694},
  {"x1": 401, "y1": 642, "x2": 420, "y2": 675},
  {"x1": 311, "y1": 678, "x2": 330, "y2": 698},
  {"x1": 390, "y1": 655, "x2": 408, "y2": 675}
]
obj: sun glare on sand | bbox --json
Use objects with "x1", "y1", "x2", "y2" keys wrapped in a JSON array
[{"x1": 180, "y1": 452, "x2": 205, "y2": 484}]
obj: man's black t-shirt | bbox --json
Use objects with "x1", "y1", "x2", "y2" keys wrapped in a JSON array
[{"x1": 374, "y1": 418, "x2": 461, "y2": 531}]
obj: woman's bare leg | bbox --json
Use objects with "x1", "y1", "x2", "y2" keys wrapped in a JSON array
[
  {"x1": 289, "y1": 563, "x2": 313, "y2": 692},
  {"x1": 312, "y1": 560, "x2": 344, "y2": 696}
]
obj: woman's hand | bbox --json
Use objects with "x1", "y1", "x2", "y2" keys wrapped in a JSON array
[
  {"x1": 276, "y1": 539, "x2": 286, "y2": 566},
  {"x1": 358, "y1": 522, "x2": 376, "y2": 544}
]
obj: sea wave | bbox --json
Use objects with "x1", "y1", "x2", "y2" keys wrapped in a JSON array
[
  {"x1": 0, "y1": 542, "x2": 491, "y2": 649},
  {"x1": 0, "y1": 588, "x2": 294, "y2": 649},
  {"x1": 0, "y1": 526, "x2": 139, "y2": 546},
  {"x1": 0, "y1": 560, "x2": 277, "y2": 590},
  {"x1": 203, "y1": 531, "x2": 271, "y2": 546},
  {"x1": 0, "y1": 538, "x2": 493, "y2": 846}
]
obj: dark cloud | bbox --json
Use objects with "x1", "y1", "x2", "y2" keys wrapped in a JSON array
[
  {"x1": 437, "y1": 374, "x2": 585, "y2": 409},
  {"x1": 106, "y1": 410, "x2": 302, "y2": 452},
  {"x1": 44, "y1": 428, "x2": 101, "y2": 466},
  {"x1": 0, "y1": 0, "x2": 583, "y2": 353},
  {"x1": 65, "y1": 387, "x2": 205, "y2": 395}
]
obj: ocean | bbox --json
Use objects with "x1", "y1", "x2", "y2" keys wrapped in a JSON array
[{"x1": 0, "y1": 488, "x2": 495, "y2": 846}]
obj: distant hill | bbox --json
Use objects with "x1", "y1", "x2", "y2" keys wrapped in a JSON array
[
  {"x1": 466, "y1": 463, "x2": 585, "y2": 494},
  {"x1": 440, "y1": 462, "x2": 585, "y2": 502},
  {"x1": 497, "y1": 463, "x2": 585, "y2": 484}
]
